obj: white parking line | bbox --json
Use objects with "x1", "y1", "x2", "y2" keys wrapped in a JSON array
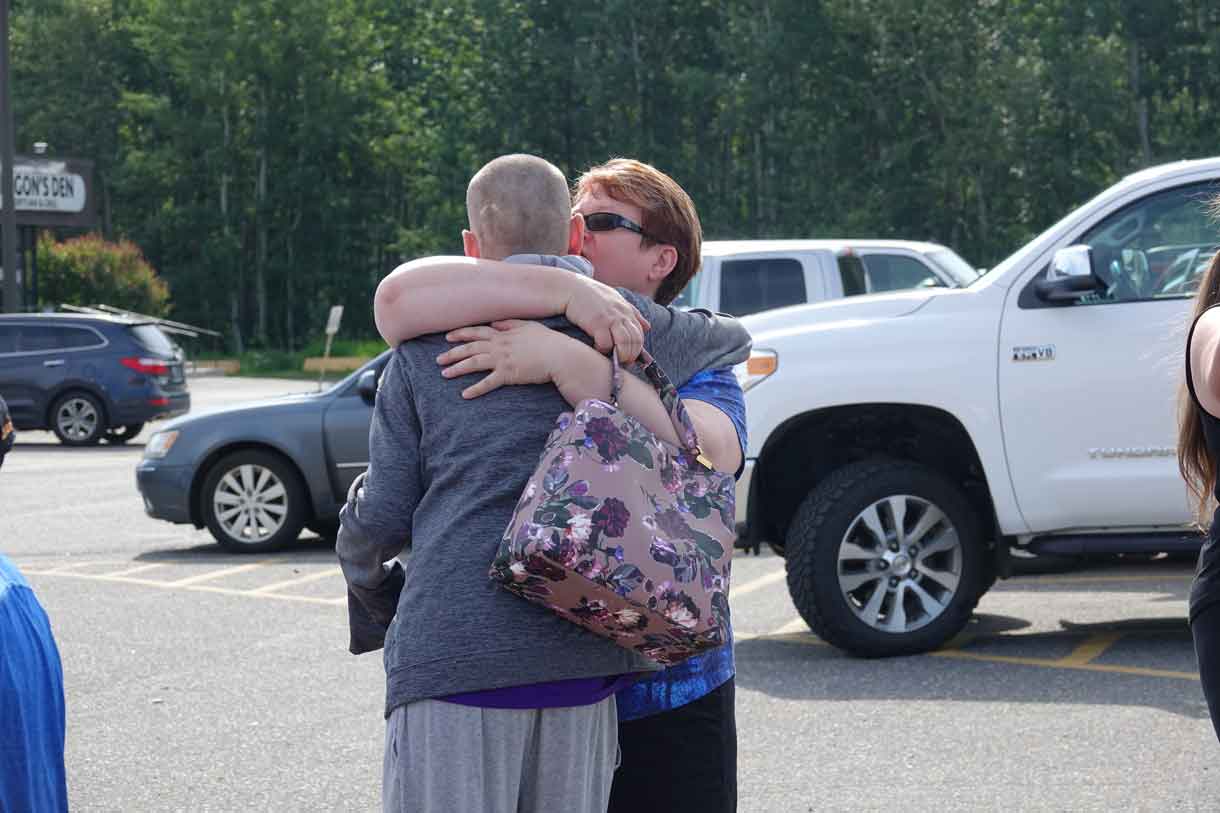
[
  {"x1": 250, "y1": 567, "x2": 343, "y2": 594},
  {"x1": 166, "y1": 561, "x2": 271, "y2": 586}
]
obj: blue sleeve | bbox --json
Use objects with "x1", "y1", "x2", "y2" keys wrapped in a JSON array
[{"x1": 677, "y1": 367, "x2": 747, "y2": 473}]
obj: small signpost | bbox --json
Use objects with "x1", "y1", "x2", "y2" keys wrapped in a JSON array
[{"x1": 318, "y1": 305, "x2": 344, "y2": 391}]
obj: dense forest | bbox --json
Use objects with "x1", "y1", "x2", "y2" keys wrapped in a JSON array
[{"x1": 14, "y1": 0, "x2": 1220, "y2": 349}]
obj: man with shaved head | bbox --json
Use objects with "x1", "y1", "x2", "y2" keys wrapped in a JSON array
[
  {"x1": 464, "y1": 153, "x2": 573, "y2": 258},
  {"x1": 337, "y1": 153, "x2": 750, "y2": 812}
]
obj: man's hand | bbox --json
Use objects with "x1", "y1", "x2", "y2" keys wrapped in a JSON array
[
  {"x1": 439, "y1": 320, "x2": 576, "y2": 399},
  {"x1": 562, "y1": 276, "x2": 649, "y2": 362}
]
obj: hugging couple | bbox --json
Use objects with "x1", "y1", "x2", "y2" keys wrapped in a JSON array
[{"x1": 338, "y1": 154, "x2": 751, "y2": 813}]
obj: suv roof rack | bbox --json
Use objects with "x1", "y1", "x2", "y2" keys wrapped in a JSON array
[{"x1": 58, "y1": 304, "x2": 222, "y2": 338}]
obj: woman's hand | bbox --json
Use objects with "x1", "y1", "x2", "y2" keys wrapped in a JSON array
[
  {"x1": 438, "y1": 320, "x2": 574, "y2": 399},
  {"x1": 562, "y1": 276, "x2": 649, "y2": 362}
]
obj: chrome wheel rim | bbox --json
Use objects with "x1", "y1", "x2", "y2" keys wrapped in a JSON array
[
  {"x1": 836, "y1": 495, "x2": 963, "y2": 634},
  {"x1": 57, "y1": 398, "x2": 99, "y2": 441},
  {"x1": 212, "y1": 464, "x2": 288, "y2": 544}
]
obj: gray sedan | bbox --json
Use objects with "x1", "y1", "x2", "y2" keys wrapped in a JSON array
[{"x1": 136, "y1": 352, "x2": 389, "y2": 553}]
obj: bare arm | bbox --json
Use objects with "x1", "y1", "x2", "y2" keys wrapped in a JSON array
[
  {"x1": 684, "y1": 401, "x2": 743, "y2": 474},
  {"x1": 440, "y1": 321, "x2": 742, "y2": 472},
  {"x1": 374, "y1": 256, "x2": 648, "y2": 359},
  {"x1": 551, "y1": 347, "x2": 742, "y2": 472},
  {"x1": 1192, "y1": 307, "x2": 1220, "y2": 417}
]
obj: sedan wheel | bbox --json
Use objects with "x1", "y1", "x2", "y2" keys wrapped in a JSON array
[
  {"x1": 201, "y1": 450, "x2": 307, "y2": 553},
  {"x1": 51, "y1": 392, "x2": 106, "y2": 446}
]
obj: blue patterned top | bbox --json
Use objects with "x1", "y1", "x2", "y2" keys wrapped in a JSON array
[{"x1": 615, "y1": 367, "x2": 747, "y2": 721}]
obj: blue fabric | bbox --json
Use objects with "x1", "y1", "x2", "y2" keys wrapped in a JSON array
[
  {"x1": 615, "y1": 367, "x2": 747, "y2": 722},
  {"x1": 0, "y1": 554, "x2": 68, "y2": 812}
]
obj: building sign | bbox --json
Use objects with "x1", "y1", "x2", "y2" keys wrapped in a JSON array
[
  {"x1": 12, "y1": 166, "x2": 87, "y2": 213},
  {"x1": 0, "y1": 157, "x2": 97, "y2": 228}
]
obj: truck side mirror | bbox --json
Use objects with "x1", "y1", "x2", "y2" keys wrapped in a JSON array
[{"x1": 1035, "y1": 245, "x2": 1106, "y2": 302}]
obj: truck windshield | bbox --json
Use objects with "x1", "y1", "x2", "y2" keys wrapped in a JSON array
[{"x1": 927, "y1": 249, "x2": 982, "y2": 287}]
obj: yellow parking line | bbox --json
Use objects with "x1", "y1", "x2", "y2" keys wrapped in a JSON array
[
  {"x1": 1058, "y1": 632, "x2": 1123, "y2": 666},
  {"x1": 187, "y1": 584, "x2": 347, "y2": 606},
  {"x1": 21, "y1": 568, "x2": 345, "y2": 606},
  {"x1": 250, "y1": 567, "x2": 343, "y2": 595},
  {"x1": 731, "y1": 569, "x2": 786, "y2": 600},
  {"x1": 1011, "y1": 574, "x2": 1193, "y2": 585},
  {"x1": 769, "y1": 617, "x2": 812, "y2": 636},
  {"x1": 166, "y1": 561, "x2": 271, "y2": 586},
  {"x1": 931, "y1": 648, "x2": 1197, "y2": 681},
  {"x1": 103, "y1": 563, "x2": 165, "y2": 578},
  {"x1": 737, "y1": 618, "x2": 1196, "y2": 680},
  {"x1": 38, "y1": 560, "x2": 129, "y2": 574}
]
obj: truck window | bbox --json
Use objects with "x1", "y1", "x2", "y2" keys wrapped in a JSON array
[
  {"x1": 1076, "y1": 182, "x2": 1219, "y2": 304},
  {"x1": 719, "y1": 258, "x2": 805, "y2": 316},
  {"x1": 861, "y1": 254, "x2": 946, "y2": 292}
]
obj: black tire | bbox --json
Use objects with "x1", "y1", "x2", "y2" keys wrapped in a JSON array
[
  {"x1": 50, "y1": 391, "x2": 107, "y2": 446},
  {"x1": 785, "y1": 458, "x2": 989, "y2": 657},
  {"x1": 104, "y1": 423, "x2": 145, "y2": 445},
  {"x1": 201, "y1": 450, "x2": 308, "y2": 553}
]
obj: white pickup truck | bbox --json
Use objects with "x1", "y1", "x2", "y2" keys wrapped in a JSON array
[
  {"x1": 734, "y1": 157, "x2": 1220, "y2": 657},
  {"x1": 675, "y1": 239, "x2": 979, "y2": 316}
]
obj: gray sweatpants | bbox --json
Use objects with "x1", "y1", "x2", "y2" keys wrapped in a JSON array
[{"x1": 382, "y1": 696, "x2": 618, "y2": 813}]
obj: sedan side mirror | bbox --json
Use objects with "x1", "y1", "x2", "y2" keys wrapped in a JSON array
[
  {"x1": 1035, "y1": 245, "x2": 1106, "y2": 302},
  {"x1": 357, "y1": 369, "x2": 378, "y2": 405}
]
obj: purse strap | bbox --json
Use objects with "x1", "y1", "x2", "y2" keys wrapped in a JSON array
[{"x1": 609, "y1": 349, "x2": 714, "y2": 469}]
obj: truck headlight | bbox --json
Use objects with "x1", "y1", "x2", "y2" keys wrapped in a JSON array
[
  {"x1": 734, "y1": 350, "x2": 778, "y2": 392},
  {"x1": 144, "y1": 430, "x2": 180, "y2": 459}
]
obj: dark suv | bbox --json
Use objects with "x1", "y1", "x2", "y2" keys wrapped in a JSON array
[{"x1": 0, "y1": 313, "x2": 190, "y2": 446}]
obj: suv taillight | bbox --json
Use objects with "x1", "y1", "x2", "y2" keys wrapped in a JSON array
[{"x1": 121, "y1": 357, "x2": 171, "y2": 376}]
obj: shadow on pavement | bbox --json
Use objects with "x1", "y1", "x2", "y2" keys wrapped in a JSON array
[
  {"x1": 734, "y1": 611, "x2": 1205, "y2": 720},
  {"x1": 133, "y1": 533, "x2": 338, "y2": 562}
]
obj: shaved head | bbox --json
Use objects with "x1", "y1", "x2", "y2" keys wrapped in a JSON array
[{"x1": 466, "y1": 154, "x2": 572, "y2": 259}]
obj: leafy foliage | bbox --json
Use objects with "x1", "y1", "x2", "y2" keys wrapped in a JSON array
[
  {"x1": 13, "y1": 0, "x2": 1220, "y2": 349},
  {"x1": 36, "y1": 233, "x2": 170, "y2": 316}
]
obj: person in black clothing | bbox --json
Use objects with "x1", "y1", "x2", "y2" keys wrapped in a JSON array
[
  {"x1": 0, "y1": 392, "x2": 13, "y2": 469},
  {"x1": 1178, "y1": 243, "x2": 1220, "y2": 742}
]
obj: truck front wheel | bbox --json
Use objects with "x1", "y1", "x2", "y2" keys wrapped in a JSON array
[{"x1": 785, "y1": 459, "x2": 988, "y2": 657}]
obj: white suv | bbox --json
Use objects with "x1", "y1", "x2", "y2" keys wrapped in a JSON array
[
  {"x1": 674, "y1": 240, "x2": 979, "y2": 316},
  {"x1": 734, "y1": 158, "x2": 1220, "y2": 657}
]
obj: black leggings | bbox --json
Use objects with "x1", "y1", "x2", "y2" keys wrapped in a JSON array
[{"x1": 1193, "y1": 602, "x2": 1220, "y2": 742}]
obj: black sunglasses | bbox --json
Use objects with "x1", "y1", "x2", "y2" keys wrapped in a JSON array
[{"x1": 583, "y1": 211, "x2": 661, "y2": 243}]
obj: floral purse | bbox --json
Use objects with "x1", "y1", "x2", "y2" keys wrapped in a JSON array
[{"x1": 489, "y1": 349, "x2": 735, "y2": 666}]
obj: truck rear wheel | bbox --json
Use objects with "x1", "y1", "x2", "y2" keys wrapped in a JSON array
[{"x1": 785, "y1": 459, "x2": 988, "y2": 657}]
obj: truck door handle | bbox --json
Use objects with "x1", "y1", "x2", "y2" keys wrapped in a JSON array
[{"x1": 43, "y1": 359, "x2": 65, "y2": 368}]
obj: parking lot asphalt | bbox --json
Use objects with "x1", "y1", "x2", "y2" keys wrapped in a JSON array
[{"x1": 4, "y1": 376, "x2": 1220, "y2": 811}]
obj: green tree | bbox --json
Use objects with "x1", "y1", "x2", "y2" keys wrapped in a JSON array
[{"x1": 37, "y1": 232, "x2": 171, "y2": 316}]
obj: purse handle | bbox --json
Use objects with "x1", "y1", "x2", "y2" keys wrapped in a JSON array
[{"x1": 609, "y1": 349, "x2": 714, "y2": 470}]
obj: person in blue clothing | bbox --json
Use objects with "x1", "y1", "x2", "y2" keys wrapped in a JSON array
[
  {"x1": 0, "y1": 551, "x2": 69, "y2": 811},
  {"x1": 373, "y1": 158, "x2": 745, "y2": 811}
]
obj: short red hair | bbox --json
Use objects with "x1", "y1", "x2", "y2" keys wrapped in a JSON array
[{"x1": 574, "y1": 159, "x2": 702, "y2": 305}]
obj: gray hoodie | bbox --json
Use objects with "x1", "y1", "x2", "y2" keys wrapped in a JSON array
[{"x1": 337, "y1": 254, "x2": 752, "y2": 716}]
